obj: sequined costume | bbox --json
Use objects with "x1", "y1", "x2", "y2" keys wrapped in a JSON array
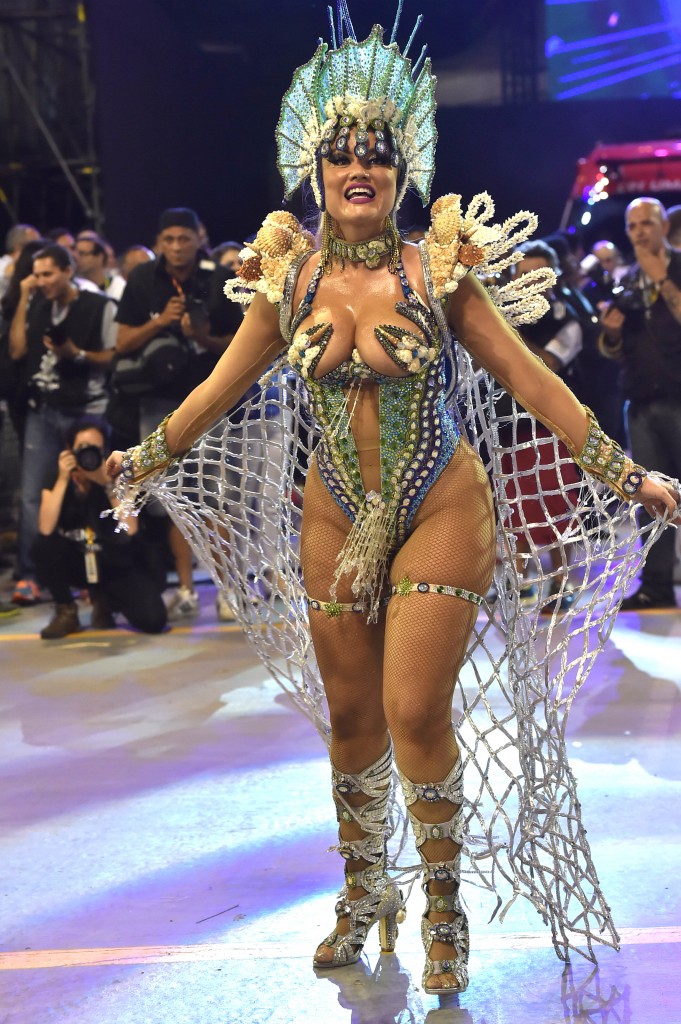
[
  {"x1": 283, "y1": 249, "x2": 461, "y2": 616},
  {"x1": 113, "y1": 10, "x2": 678, "y2": 971}
]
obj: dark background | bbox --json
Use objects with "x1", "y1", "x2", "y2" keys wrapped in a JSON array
[{"x1": 10, "y1": 0, "x2": 681, "y2": 248}]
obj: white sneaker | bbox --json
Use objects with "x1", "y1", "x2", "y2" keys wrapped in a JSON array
[
  {"x1": 167, "y1": 586, "x2": 200, "y2": 619},
  {"x1": 216, "y1": 590, "x2": 237, "y2": 622}
]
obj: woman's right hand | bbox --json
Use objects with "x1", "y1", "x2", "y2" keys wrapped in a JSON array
[{"x1": 106, "y1": 451, "x2": 125, "y2": 479}]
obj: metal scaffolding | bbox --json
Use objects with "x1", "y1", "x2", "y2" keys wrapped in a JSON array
[
  {"x1": 499, "y1": 0, "x2": 545, "y2": 106},
  {"x1": 0, "y1": 0, "x2": 103, "y2": 233}
]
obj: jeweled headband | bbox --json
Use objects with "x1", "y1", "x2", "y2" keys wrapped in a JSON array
[{"x1": 275, "y1": 1, "x2": 437, "y2": 211}]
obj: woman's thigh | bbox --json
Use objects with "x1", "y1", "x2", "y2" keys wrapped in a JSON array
[
  {"x1": 300, "y1": 461, "x2": 386, "y2": 731},
  {"x1": 383, "y1": 442, "x2": 496, "y2": 736}
]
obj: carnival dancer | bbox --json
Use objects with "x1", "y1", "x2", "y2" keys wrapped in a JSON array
[{"x1": 107, "y1": 4, "x2": 679, "y2": 994}]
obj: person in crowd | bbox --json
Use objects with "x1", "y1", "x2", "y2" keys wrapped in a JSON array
[
  {"x1": 46, "y1": 227, "x2": 76, "y2": 255},
  {"x1": 34, "y1": 416, "x2": 167, "y2": 638},
  {"x1": 545, "y1": 231, "x2": 625, "y2": 445},
  {"x1": 74, "y1": 235, "x2": 124, "y2": 300},
  {"x1": 593, "y1": 240, "x2": 626, "y2": 279},
  {"x1": 0, "y1": 224, "x2": 40, "y2": 302},
  {"x1": 8, "y1": 242, "x2": 117, "y2": 604},
  {"x1": 665, "y1": 204, "x2": 681, "y2": 248},
  {"x1": 581, "y1": 240, "x2": 627, "y2": 305},
  {"x1": 113, "y1": 207, "x2": 241, "y2": 617},
  {"x1": 211, "y1": 241, "x2": 242, "y2": 273},
  {"x1": 119, "y1": 245, "x2": 154, "y2": 282},
  {"x1": 0, "y1": 238, "x2": 49, "y2": 441},
  {"x1": 106, "y1": 12, "x2": 678, "y2": 995},
  {"x1": 77, "y1": 229, "x2": 117, "y2": 272},
  {"x1": 600, "y1": 196, "x2": 681, "y2": 609},
  {"x1": 499, "y1": 241, "x2": 583, "y2": 611}
]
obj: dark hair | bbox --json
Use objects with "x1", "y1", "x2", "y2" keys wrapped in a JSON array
[
  {"x1": 0, "y1": 238, "x2": 48, "y2": 321},
  {"x1": 518, "y1": 240, "x2": 560, "y2": 272},
  {"x1": 46, "y1": 226, "x2": 74, "y2": 242},
  {"x1": 76, "y1": 236, "x2": 106, "y2": 258},
  {"x1": 212, "y1": 240, "x2": 242, "y2": 259},
  {"x1": 65, "y1": 415, "x2": 111, "y2": 450},
  {"x1": 33, "y1": 243, "x2": 75, "y2": 272}
]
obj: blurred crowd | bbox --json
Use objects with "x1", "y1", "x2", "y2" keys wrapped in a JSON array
[
  {"x1": 0, "y1": 208, "x2": 246, "y2": 636},
  {"x1": 1, "y1": 193, "x2": 680, "y2": 637}
]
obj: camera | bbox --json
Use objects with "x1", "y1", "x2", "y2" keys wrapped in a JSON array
[
  {"x1": 74, "y1": 444, "x2": 104, "y2": 472},
  {"x1": 45, "y1": 320, "x2": 70, "y2": 345},
  {"x1": 610, "y1": 283, "x2": 645, "y2": 314}
]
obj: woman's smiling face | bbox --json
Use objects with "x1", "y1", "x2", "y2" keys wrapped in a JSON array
[{"x1": 321, "y1": 127, "x2": 399, "y2": 238}]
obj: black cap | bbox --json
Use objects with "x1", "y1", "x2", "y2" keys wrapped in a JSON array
[{"x1": 158, "y1": 207, "x2": 200, "y2": 233}]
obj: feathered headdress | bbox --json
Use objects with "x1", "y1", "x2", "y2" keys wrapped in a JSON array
[{"x1": 276, "y1": 1, "x2": 437, "y2": 210}]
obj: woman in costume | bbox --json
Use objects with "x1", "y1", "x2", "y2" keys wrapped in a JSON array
[{"x1": 107, "y1": 5, "x2": 679, "y2": 995}]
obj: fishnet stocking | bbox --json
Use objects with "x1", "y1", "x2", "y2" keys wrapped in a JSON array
[{"x1": 303, "y1": 441, "x2": 495, "y2": 977}]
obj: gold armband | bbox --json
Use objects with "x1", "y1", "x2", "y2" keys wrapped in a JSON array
[
  {"x1": 120, "y1": 413, "x2": 180, "y2": 483},
  {"x1": 571, "y1": 407, "x2": 646, "y2": 501}
]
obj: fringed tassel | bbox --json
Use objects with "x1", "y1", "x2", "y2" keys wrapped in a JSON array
[{"x1": 331, "y1": 490, "x2": 395, "y2": 620}]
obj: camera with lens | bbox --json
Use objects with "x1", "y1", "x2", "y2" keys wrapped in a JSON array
[
  {"x1": 610, "y1": 283, "x2": 645, "y2": 314},
  {"x1": 45, "y1": 320, "x2": 70, "y2": 345},
  {"x1": 74, "y1": 444, "x2": 104, "y2": 472}
]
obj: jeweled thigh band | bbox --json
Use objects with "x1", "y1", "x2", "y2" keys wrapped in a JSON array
[{"x1": 308, "y1": 578, "x2": 483, "y2": 618}]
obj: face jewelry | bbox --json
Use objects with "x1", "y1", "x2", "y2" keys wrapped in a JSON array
[{"x1": 275, "y1": 4, "x2": 437, "y2": 213}]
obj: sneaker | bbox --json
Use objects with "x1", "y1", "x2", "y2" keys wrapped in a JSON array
[
  {"x1": 541, "y1": 581, "x2": 576, "y2": 615},
  {"x1": 40, "y1": 602, "x2": 83, "y2": 639},
  {"x1": 519, "y1": 582, "x2": 538, "y2": 604},
  {"x1": 12, "y1": 579, "x2": 43, "y2": 605},
  {"x1": 216, "y1": 590, "x2": 237, "y2": 622},
  {"x1": 620, "y1": 588, "x2": 677, "y2": 612},
  {"x1": 166, "y1": 585, "x2": 200, "y2": 619}
]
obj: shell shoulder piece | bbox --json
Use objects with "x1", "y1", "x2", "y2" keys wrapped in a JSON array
[
  {"x1": 223, "y1": 211, "x2": 316, "y2": 307},
  {"x1": 423, "y1": 193, "x2": 555, "y2": 325}
]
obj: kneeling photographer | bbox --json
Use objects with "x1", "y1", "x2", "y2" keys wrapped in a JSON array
[{"x1": 33, "y1": 417, "x2": 167, "y2": 639}]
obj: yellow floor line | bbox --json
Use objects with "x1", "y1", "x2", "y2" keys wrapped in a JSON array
[
  {"x1": 1, "y1": 926, "x2": 679, "y2": 970},
  {"x1": 0, "y1": 624, "x2": 245, "y2": 642}
]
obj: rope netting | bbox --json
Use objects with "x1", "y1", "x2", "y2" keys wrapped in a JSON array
[{"x1": 141, "y1": 344, "x2": 667, "y2": 962}]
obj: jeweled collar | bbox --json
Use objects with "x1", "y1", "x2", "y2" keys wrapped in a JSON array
[{"x1": 328, "y1": 231, "x2": 392, "y2": 269}]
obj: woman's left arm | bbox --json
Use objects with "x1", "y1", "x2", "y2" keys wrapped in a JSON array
[{"x1": 447, "y1": 274, "x2": 680, "y2": 521}]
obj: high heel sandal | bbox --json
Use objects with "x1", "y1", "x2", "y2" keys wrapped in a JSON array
[
  {"x1": 313, "y1": 744, "x2": 406, "y2": 969},
  {"x1": 399, "y1": 756, "x2": 469, "y2": 994}
]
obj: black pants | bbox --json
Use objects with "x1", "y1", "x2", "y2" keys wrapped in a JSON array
[
  {"x1": 627, "y1": 397, "x2": 681, "y2": 599},
  {"x1": 32, "y1": 533, "x2": 167, "y2": 633}
]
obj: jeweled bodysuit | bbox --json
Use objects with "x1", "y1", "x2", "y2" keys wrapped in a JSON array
[{"x1": 284, "y1": 250, "x2": 466, "y2": 612}]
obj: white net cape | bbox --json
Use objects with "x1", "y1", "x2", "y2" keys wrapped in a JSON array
[{"x1": 136, "y1": 321, "x2": 669, "y2": 965}]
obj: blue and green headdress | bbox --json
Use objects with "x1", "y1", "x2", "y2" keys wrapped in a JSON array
[{"x1": 276, "y1": 1, "x2": 438, "y2": 211}]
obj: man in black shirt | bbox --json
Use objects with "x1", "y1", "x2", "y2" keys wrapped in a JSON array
[
  {"x1": 601, "y1": 197, "x2": 681, "y2": 609},
  {"x1": 114, "y1": 208, "x2": 241, "y2": 616},
  {"x1": 33, "y1": 417, "x2": 167, "y2": 639},
  {"x1": 8, "y1": 243, "x2": 117, "y2": 602}
]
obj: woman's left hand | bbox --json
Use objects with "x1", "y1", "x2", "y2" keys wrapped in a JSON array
[{"x1": 636, "y1": 476, "x2": 681, "y2": 525}]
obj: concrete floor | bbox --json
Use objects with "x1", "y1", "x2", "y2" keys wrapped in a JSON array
[{"x1": 1, "y1": 584, "x2": 680, "y2": 1024}]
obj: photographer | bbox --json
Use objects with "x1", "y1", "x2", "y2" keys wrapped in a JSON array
[
  {"x1": 8, "y1": 243, "x2": 117, "y2": 605},
  {"x1": 600, "y1": 197, "x2": 681, "y2": 610},
  {"x1": 113, "y1": 207, "x2": 241, "y2": 617},
  {"x1": 33, "y1": 417, "x2": 167, "y2": 639}
]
